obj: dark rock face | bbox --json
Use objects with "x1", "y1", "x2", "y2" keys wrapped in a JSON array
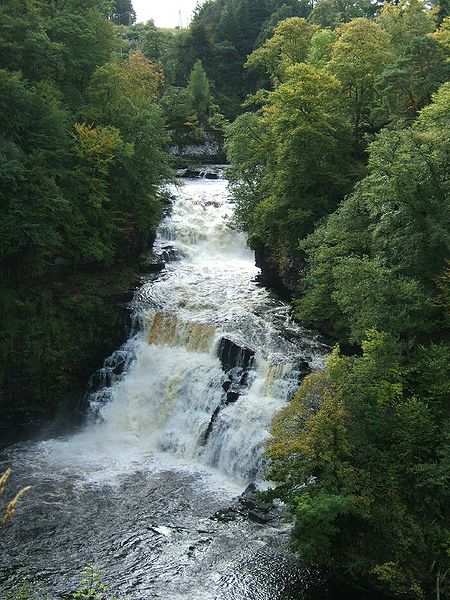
[
  {"x1": 203, "y1": 406, "x2": 222, "y2": 444},
  {"x1": 179, "y1": 169, "x2": 202, "y2": 178},
  {"x1": 222, "y1": 381, "x2": 232, "y2": 392},
  {"x1": 254, "y1": 242, "x2": 304, "y2": 297},
  {"x1": 297, "y1": 359, "x2": 312, "y2": 380},
  {"x1": 139, "y1": 253, "x2": 165, "y2": 273},
  {"x1": 160, "y1": 245, "x2": 180, "y2": 262},
  {"x1": 202, "y1": 338, "x2": 256, "y2": 445},
  {"x1": 0, "y1": 258, "x2": 144, "y2": 446},
  {"x1": 217, "y1": 338, "x2": 255, "y2": 372},
  {"x1": 226, "y1": 391, "x2": 240, "y2": 404}
]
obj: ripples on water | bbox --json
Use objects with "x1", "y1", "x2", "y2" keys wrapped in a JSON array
[{"x1": 0, "y1": 174, "x2": 328, "y2": 599}]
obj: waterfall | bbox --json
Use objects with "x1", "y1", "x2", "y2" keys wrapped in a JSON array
[
  {"x1": 77, "y1": 176, "x2": 326, "y2": 484},
  {"x1": 0, "y1": 173, "x2": 328, "y2": 599}
]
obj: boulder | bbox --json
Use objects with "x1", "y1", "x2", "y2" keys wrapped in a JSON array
[
  {"x1": 217, "y1": 337, "x2": 255, "y2": 372},
  {"x1": 225, "y1": 391, "x2": 240, "y2": 404},
  {"x1": 211, "y1": 483, "x2": 280, "y2": 525}
]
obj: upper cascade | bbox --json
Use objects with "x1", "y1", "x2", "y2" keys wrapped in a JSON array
[{"x1": 148, "y1": 313, "x2": 217, "y2": 354}]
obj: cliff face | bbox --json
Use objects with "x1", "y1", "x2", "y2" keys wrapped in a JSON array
[
  {"x1": 0, "y1": 265, "x2": 140, "y2": 444},
  {"x1": 254, "y1": 242, "x2": 304, "y2": 299}
]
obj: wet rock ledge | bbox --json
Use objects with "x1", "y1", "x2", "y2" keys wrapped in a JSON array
[{"x1": 213, "y1": 483, "x2": 281, "y2": 525}]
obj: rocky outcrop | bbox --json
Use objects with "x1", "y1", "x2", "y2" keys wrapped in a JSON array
[
  {"x1": 176, "y1": 166, "x2": 224, "y2": 180},
  {"x1": 0, "y1": 265, "x2": 140, "y2": 446},
  {"x1": 171, "y1": 132, "x2": 226, "y2": 163},
  {"x1": 139, "y1": 252, "x2": 165, "y2": 273},
  {"x1": 212, "y1": 483, "x2": 280, "y2": 525},
  {"x1": 217, "y1": 337, "x2": 255, "y2": 372},
  {"x1": 254, "y1": 242, "x2": 305, "y2": 297},
  {"x1": 202, "y1": 337, "x2": 255, "y2": 445}
]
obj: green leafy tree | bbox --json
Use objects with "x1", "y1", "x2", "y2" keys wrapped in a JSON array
[
  {"x1": 165, "y1": 0, "x2": 322, "y2": 117},
  {"x1": 85, "y1": 56, "x2": 170, "y2": 255},
  {"x1": 0, "y1": 70, "x2": 70, "y2": 275},
  {"x1": 256, "y1": 2, "x2": 313, "y2": 46},
  {"x1": 227, "y1": 62, "x2": 356, "y2": 290},
  {"x1": 49, "y1": 3, "x2": 118, "y2": 105},
  {"x1": 111, "y1": 0, "x2": 136, "y2": 25},
  {"x1": 246, "y1": 17, "x2": 319, "y2": 85},
  {"x1": 186, "y1": 59, "x2": 214, "y2": 122},
  {"x1": 160, "y1": 86, "x2": 204, "y2": 151},
  {"x1": 226, "y1": 111, "x2": 269, "y2": 232},
  {"x1": 431, "y1": 15, "x2": 450, "y2": 51},
  {"x1": 327, "y1": 18, "x2": 392, "y2": 138},
  {"x1": 306, "y1": 28, "x2": 336, "y2": 68},
  {"x1": 141, "y1": 19, "x2": 173, "y2": 63},
  {"x1": 309, "y1": 0, "x2": 377, "y2": 28},
  {"x1": 268, "y1": 331, "x2": 450, "y2": 599},
  {"x1": 257, "y1": 63, "x2": 354, "y2": 244},
  {"x1": 377, "y1": 0, "x2": 437, "y2": 54},
  {"x1": 377, "y1": 36, "x2": 450, "y2": 124},
  {"x1": 0, "y1": 0, "x2": 172, "y2": 424},
  {"x1": 297, "y1": 83, "x2": 450, "y2": 344}
]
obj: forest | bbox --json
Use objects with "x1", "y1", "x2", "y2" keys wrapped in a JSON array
[{"x1": 0, "y1": 0, "x2": 449, "y2": 598}]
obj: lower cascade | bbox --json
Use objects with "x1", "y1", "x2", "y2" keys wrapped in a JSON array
[{"x1": 0, "y1": 175, "x2": 327, "y2": 599}]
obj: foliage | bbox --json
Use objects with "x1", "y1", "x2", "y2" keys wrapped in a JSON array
[
  {"x1": 4, "y1": 565, "x2": 124, "y2": 599},
  {"x1": 309, "y1": 0, "x2": 377, "y2": 28},
  {"x1": 268, "y1": 331, "x2": 450, "y2": 598},
  {"x1": 376, "y1": 36, "x2": 450, "y2": 124},
  {"x1": 187, "y1": 59, "x2": 215, "y2": 122},
  {"x1": 226, "y1": 111, "x2": 269, "y2": 232},
  {"x1": 5, "y1": 579, "x2": 52, "y2": 600},
  {"x1": 377, "y1": 0, "x2": 437, "y2": 54},
  {"x1": 73, "y1": 565, "x2": 109, "y2": 599},
  {"x1": 222, "y1": 7, "x2": 450, "y2": 599},
  {"x1": 256, "y1": 63, "x2": 354, "y2": 243},
  {"x1": 0, "y1": 0, "x2": 171, "y2": 418},
  {"x1": 149, "y1": 0, "x2": 317, "y2": 118},
  {"x1": 0, "y1": 469, "x2": 31, "y2": 528},
  {"x1": 140, "y1": 20, "x2": 175, "y2": 65},
  {"x1": 160, "y1": 60, "x2": 226, "y2": 153},
  {"x1": 227, "y1": 58, "x2": 357, "y2": 283},
  {"x1": 306, "y1": 28, "x2": 336, "y2": 68},
  {"x1": 432, "y1": 15, "x2": 450, "y2": 51},
  {"x1": 297, "y1": 82, "x2": 450, "y2": 344},
  {"x1": 111, "y1": 0, "x2": 136, "y2": 26},
  {"x1": 246, "y1": 18, "x2": 319, "y2": 85},
  {"x1": 327, "y1": 18, "x2": 392, "y2": 138}
]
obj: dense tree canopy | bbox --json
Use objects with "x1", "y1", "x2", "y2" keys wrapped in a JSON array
[
  {"x1": 225, "y1": 4, "x2": 450, "y2": 599},
  {"x1": 269, "y1": 331, "x2": 450, "y2": 598},
  {"x1": 0, "y1": 0, "x2": 170, "y2": 275},
  {"x1": 0, "y1": 0, "x2": 171, "y2": 419},
  {"x1": 297, "y1": 83, "x2": 450, "y2": 344}
]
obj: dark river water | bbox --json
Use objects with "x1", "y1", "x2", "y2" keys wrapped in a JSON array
[{"x1": 0, "y1": 173, "x2": 330, "y2": 599}]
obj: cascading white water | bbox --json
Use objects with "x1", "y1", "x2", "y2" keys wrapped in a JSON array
[
  {"x1": 74, "y1": 176, "x2": 325, "y2": 484},
  {"x1": 0, "y1": 172, "x2": 328, "y2": 599}
]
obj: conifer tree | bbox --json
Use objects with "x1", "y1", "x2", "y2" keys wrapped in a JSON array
[{"x1": 187, "y1": 59, "x2": 214, "y2": 122}]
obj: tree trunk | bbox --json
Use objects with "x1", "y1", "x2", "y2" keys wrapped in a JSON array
[{"x1": 436, "y1": 566, "x2": 440, "y2": 600}]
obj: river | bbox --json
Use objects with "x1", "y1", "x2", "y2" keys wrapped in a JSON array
[{"x1": 0, "y1": 172, "x2": 328, "y2": 599}]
